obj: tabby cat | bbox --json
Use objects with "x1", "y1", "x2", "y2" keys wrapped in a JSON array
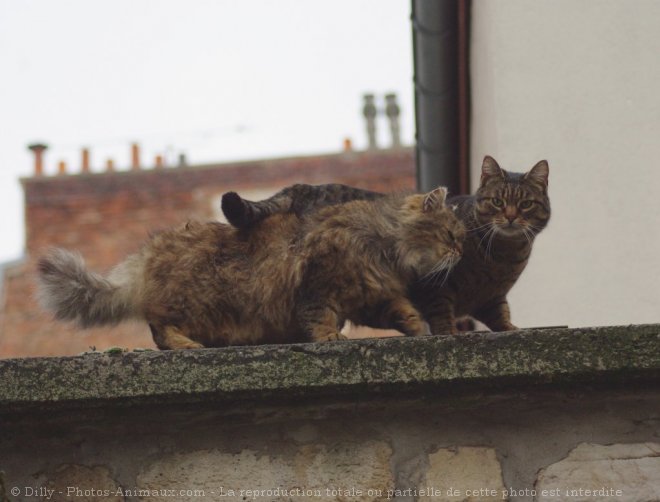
[
  {"x1": 37, "y1": 188, "x2": 464, "y2": 349},
  {"x1": 221, "y1": 156, "x2": 550, "y2": 334}
]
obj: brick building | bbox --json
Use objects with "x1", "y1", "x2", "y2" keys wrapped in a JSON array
[{"x1": 0, "y1": 146, "x2": 415, "y2": 358}]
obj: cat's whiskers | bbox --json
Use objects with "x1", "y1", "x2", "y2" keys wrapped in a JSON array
[
  {"x1": 476, "y1": 224, "x2": 493, "y2": 246},
  {"x1": 434, "y1": 266, "x2": 452, "y2": 289},
  {"x1": 485, "y1": 226, "x2": 498, "y2": 260},
  {"x1": 422, "y1": 256, "x2": 449, "y2": 280},
  {"x1": 521, "y1": 226, "x2": 535, "y2": 246},
  {"x1": 468, "y1": 221, "x2": 495, "y2": 233},
  {"x1": 421, "y1": 254, "x2": 455, "y2": 286},
  {"x1": 429, "y1": 257, "x2": 456, "y2": 289},
  {"x1": 525, "y1": 223, "x2": 543, "y2": 236},
  {"x1": 477, "y1": 224, "x2": 497, "y2": 258}
]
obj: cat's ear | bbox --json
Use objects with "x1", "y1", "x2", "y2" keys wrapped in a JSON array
[
  {"x1": 524, "y1": 160, "x2": 549, "y2": 189},
  {"x1": 423, "y1": 186, "x2": 448, "y2": 212},
  {"x1": 480, "y1": 156, "x2": 504, "y2": 185}
]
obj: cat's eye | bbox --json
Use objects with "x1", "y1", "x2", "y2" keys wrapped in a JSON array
[
  {"x1": 519, "y1": 200, "x2": 533, "y2": 210},
  {"x1": 491, "y1": 198, "x2": 504, "y2": 208}
]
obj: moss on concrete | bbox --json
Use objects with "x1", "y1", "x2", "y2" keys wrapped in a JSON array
[{"x1": 1, "y1": 324, "x2": 659, "y2": 414}]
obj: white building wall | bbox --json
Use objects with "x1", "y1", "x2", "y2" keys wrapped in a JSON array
[{"x1": 470, "y1": 0, "x2": 660, "y2": 328}]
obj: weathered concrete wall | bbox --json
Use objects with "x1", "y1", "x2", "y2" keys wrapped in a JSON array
[{"x1": 1, "y1": 325, "x2": 659, "y2": 501}]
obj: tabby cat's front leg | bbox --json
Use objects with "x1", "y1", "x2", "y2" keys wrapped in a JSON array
[
  {"x1": 474, "y1": 296, "x2": 518, "y2": 332},
  {"x1": 385, "y1": 297, "x2": 431, "y2": 337},
  {"x1": 149, "y1": 324, "x2": 204, "y2": 350},
  {"x1": 297, "y1": 301, "x2": 348, "y2": 343},
  {"x1": 422, "y1": 295, "x2": 458, "y2": 336}
]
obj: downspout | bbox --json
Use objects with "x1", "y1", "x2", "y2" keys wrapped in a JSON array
[{"x1": 412, "y1": 0, "x2": 470, "y2": 195}]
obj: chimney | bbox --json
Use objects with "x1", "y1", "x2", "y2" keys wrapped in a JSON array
[
  {"x1": 384, "y1": 93, "x2": 402, "y2": 148},
  {"x1": 154, "y1": 155, "x2": 164, "y2": 169},
  {"x1": 178, "y1": 153, "x2": 188, "y2": 168},
  {"x1": 57, "y1": 160, "x2": 67, "y2": 175},
  {"x1": 27, "y1": 143, "x2": 48, "y2": 176},
  {"x1": 131, "y1": 143, "x2": 140, "y2": 170},
  {"x1": 343, "y1": 137, "x2": 353, "y2": 152},
  {"x1": 106, "y1": 158, "x2": 115, "y2": 172},
  {"x1": 362, "y1": 94, "x2": 378, "y2": 150},
  {"x1": 81, "y1": 148, "x2": 91, "y2": 173}
]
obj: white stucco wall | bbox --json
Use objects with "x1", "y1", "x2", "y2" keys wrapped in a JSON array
[{"x1": 470, "y1": 0, "x2": 660, "y2": 328}]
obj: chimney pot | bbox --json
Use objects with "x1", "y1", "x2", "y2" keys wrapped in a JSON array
[
  {"x1": 178, "y1": 153, "x2": 187, "y2": 168},
  {"x1": 27, "y1": 143, "x2": 48, "y2": 176},
  {"x1": 81, "y1": 148, "x2": 90, "y2": 173},
  {"x1": 106, "y1": 158, "x2": 115, "y2": 171},
  {"x1": 343, "y1": 137, "x2": 353, "y2": 152},
  {"x1": 155, "y1": 155, "x2": 164, "y2": 168},
  {"x1": 362, "y1": 94, "x2": 378, "y2": 150},
  {"x1": 57, "y1": 160, "x2": 67, "y2": 175},
  {"x1": 385, "y1": 93, "x2": 401, "y2": 148},
  {"x1": 131, "y1": 143, "x2": 140, "y2": 170}
]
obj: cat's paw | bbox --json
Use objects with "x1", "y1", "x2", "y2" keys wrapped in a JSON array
[
  {"x1": 431, "y1": 323, "x2": 459, "y2": 336},
  {"x1": 399, "y1": 320, "x2": 431, "y2": 337},
  {"x1": 177, "y1": 341, "x2": 205, "y2": 350},
  {"x1": 161, "y1": 340, "x2": 205, "y2": 350},
  {"x1": 497, "y1": 322, "x2": 518, "y2": 332},
  {"x1": 411, "y1": 320, "x2": 431, "y2": 337},
  {"x1": 455, "y1": 316, "x2": 477, "y2": 332},
  {"x1": 313, "y1": 332, "x2": 348, "y2": 343}
]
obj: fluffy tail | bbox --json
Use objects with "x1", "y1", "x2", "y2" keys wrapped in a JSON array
[{"x1": 37, "y1": 248, "x2": 143, "y2": 328}]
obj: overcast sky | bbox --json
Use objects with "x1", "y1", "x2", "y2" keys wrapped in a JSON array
[{"x1": 0, "y1": 0, "x2": 414, "y2": 263}]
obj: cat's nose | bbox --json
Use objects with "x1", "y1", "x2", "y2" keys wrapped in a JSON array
[
  {"x1": 505, "y1": 206, "x2": 517, "y2": 223},
  {"x1": 454, "y1": 243, "x2": 463, "y2": 255}
]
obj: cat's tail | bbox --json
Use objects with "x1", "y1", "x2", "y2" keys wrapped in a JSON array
[{"x1": 36, "y1": 248, "x2": 144, "y2": 328}]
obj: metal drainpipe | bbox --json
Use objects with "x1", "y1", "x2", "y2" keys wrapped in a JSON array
[{"x1": 412, "y1": 0, "x2": 470, "y2": 195}]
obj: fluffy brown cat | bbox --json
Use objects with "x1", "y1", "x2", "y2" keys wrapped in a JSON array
[
  {"x1": 221, "y1": 156, "x2": 551, "y2": 334},
  {"x1": 37, "y1": 188, "x2": 465, "y2": 349}
]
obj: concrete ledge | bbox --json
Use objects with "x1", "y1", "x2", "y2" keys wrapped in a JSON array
[{"x1": 1, "y1": 324, "x2": 659, "y2": 415}]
